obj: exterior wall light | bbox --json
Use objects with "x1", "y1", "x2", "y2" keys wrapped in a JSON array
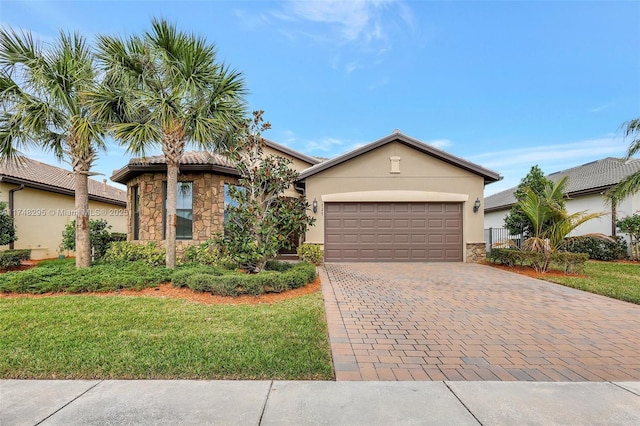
[
  {"x1": 312, "y1": 198, "x2": 318, "y2": 213},
  {"x1": 473, "y1": 198, "x2": 481, "y2": 213}
]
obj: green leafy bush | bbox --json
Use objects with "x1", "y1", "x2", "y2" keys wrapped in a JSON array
[
  {"x1": 297, "y1": 243, "x2": 323, "y2": 264},
  {"x1": 103, "y1": 241, "x2": 166, "y2": 266},
  {"x1": 487, "y1": 248, "x2": 588, "y2": 274},
  {"x1": 563, "y1": 236, "x2": 628, "y2": 261},
  {"x1": 182, "y1": 239, "x2": 228, "y2": 265},
  {"x1": 61, "y1": 219, "x2": 115, "y2": 260},
  {"x1": 0, "y1": 249, "x2": 31, "y2": 270},
  {"x1": 0, "y1": 200, "x2": 17, "y2": 246},
  {"x1": 264, "y1": 259, "x2": 293, "y2": 272}
]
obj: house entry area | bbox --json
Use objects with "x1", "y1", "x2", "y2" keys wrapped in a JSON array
[{"x1": 324, "y1": 202, "x2": 463, "y2": 262}]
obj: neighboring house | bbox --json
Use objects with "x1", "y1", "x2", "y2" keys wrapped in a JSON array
[
  {"x1": 110, "y1": 140, "x2": 320, "y2": 254},
  {"x1": 484, "y1": 157, "x2": 640, "y2": 242},
  {"x1": 112, "y1": 131, "x2": 501, "y2": 263},
  {"x1": 0, "y1": 158, "x2": 127, "y2": 260}
]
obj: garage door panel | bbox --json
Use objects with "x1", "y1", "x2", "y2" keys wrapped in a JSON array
[{"x1": 325, "y1": 202, "x2": 462, "y2": 262}]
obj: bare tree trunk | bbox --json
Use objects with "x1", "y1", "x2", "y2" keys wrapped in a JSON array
[
  {"x1": 165, "y1": 162, "x2": 178, "y2": 268},
  {"x1": 75, "y1": 171, "x2": 91, "y2": 268}
]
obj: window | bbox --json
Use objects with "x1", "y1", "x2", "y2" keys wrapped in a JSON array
[
  {"x1": 132, "y1": 185, "x2": 140, "y2": 240},
  {"x1": 163, "y1": 181, "x2": 193, "y2": 240},
  {"x1": 224, "y1": 183, "x2": 239, "y2": 224}
]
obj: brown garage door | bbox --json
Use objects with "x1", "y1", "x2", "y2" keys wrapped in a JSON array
[{"x1": 324, "y1": 202, "x2": 462, "y2": 262}]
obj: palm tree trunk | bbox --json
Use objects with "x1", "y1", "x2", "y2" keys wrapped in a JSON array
[
  {"x1": 75, "y1": 171, "x2": 91, "y2": 268},
  {"x1": 165, "y1": 161, "x2": 178, "y2": 268}
]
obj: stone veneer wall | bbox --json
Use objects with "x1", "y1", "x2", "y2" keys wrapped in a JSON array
[
  {"x1": 466, "y1": 242, "x2": 486, "y2": 263},
  {"x1": 126, "y1": 172, "x2": 238, "y2": 253}
]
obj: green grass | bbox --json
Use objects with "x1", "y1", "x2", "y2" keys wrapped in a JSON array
[
  {"x1": 540, "y1": 261, "x2": 640, "y2": 304},
  {"x1": 0, "y1": 292, "x2": 334, "y2": 380}
]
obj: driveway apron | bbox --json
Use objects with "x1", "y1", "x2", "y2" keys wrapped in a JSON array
[{"x1": 320, "y1": 263, "x2": 640, "y2": 381}]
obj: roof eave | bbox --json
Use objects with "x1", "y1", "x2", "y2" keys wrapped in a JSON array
[
  {"x1": 111, "y1": 163, "x2": 240, "y2": 184},
  {"x1": 298, "y1": 132, "x2": 501, "y2": 182},
  {"x1": 0, "y1": 175, "x2": 126, "y2": 206}
]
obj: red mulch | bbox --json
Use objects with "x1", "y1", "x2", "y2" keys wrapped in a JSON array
[
  {"x1": 0, "y1": 276, "x2": 321, "y2": 305},
  {"x1": 485, "y1": 262, "x2": 588, "y2": 279}
]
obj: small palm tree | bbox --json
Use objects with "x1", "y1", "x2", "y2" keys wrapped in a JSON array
[
  {"x1": 0, "y1": 28, "x2": 105, "y2": 268},
  {"x1": 607, "y1": 118, "x2": 640, "y2": 203},
  {"x1": 87, "y1": 18, "x2": 246, "y2": 268},
  {"x1": 519, "y1": 177, "x2": 605, "y2": 272}
]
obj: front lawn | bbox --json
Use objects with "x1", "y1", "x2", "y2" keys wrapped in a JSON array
[
  {"x1": 538, "y1": 261, "x2": 640, "y2": 304},
  {"x1": 0, "y1": 292, "x2": 333, "y2": 380}
]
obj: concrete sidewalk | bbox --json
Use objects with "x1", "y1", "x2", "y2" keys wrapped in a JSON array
[{"x1": 2, "y1": 380, "x2": 639, "y2": 425}]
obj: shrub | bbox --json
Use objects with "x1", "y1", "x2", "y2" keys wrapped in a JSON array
[
  {"x1": 171, "y1": 265, "x2": 223, "y2": 288},
  {"x1": 183, "y1": 261, "x2": 317, "y2": 296},
  {"x1": 264, "y1": 259, "x2": 293, "y2": 272},
  {"x1": 487, "y1": 248, "x2": 587, "y2": 274},
  {"x1": 0, "y1": 259, "x2": 172, "y2": 294},
  {"x1": 550, "y1": 252, "x2": 589, "y2": 274},
  {"x1": 563, "y1": 236, "x2": 628, "y2": 261},
  {"x1": 297, "y1": 243, "x2": 323, "y2": 264},
  {"x1": 0, "y1": 200, "x2": 17, "y2": 246},
  {"x1": 182, "y1": 239, "x2": 228, "y2": 265},
  {"x1": 61, "y1": 219, "x2": 114, "y2": 260},
  {"x1": 103, "y1": 242, "x2": 166, "y2": 266},
  {"x1": 0, "y1": 249, "x2": 31, "y2": 270}
]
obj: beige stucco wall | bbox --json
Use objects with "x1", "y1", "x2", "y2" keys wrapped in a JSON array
[
  {"x1": 263, "y1": 144, "x2": 314, "y2": 198},
  {"x1": 0, "y1": 184, "x2": 126, "y2": 260},
  {"x1": 303, "y1": 141, "x2": 488, "y2": 261}
]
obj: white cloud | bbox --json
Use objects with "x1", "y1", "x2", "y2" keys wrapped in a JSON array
[
  {"x1": 589, "y1": 102, "x2": 615, "y2": 113},
  {"x1": 252, "y1": 0, "x2": 415, "y2": 72},
  {"x1": 425, "y1": 139, "x2": 453, "y2": 150},
  {"x1": 474, "y1": 136, "x2": 628, "y2": 196}
]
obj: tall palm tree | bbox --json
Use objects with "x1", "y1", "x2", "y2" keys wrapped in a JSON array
[
  {"x1": 87, "y1": 18, "x2": 246, "y2": 268},
  {"x1": 607, "y1": 118, "x2": 640, "y2": 203},
  {"x1": 0, "y1": 28, "x2": 105, "y2": 268}
]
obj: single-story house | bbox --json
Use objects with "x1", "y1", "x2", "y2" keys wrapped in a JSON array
[
  {"x1": 0, "y1": 158, "x2": 127, "y2": 260},
  {"x1": 484, "y1": 157, "x2": 640, "y2": 243},
  {"x1": 111, "y1": 131, "x2": 501, "y2": 262},
  {"x1": 110, "y1": 139, "x2": 320, "y2": 254}
]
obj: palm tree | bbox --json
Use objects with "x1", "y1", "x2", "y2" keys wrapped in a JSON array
[
  {"x1": 607, "y1": 118, "x2": 640, "y2": 203},
  {"x1": 518, "y1": 177, "x2": 606, "y2": 272},
  {"x1": 87, "y1": 18, "x2": 246, "y2": 268},
  {"x1": 0, "y1": 28, "x2": 105, "y2": 268}
]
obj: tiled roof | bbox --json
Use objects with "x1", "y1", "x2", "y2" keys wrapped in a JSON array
[
  {"x1": 0, "y1": 157, "x2": 126, "y2": 204},
  {"x1": 128, "y1": 151, "x2": 236, "y2": 168},
  {"x1": 485, "y1": 157, "x2": 640, "y2": 211}
]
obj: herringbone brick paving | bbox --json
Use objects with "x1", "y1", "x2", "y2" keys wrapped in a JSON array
[{"x1": 320, "y1": 263, "x2": 640, "y2": 381}]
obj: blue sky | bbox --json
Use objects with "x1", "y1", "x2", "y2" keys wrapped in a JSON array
[{"x1": 2, "y1": 0, "x2": 639, "y2": 194}]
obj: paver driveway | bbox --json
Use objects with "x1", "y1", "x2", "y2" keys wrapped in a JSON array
[{"x1": 320, "y1": 263, "x2": 640, "y2": 381}]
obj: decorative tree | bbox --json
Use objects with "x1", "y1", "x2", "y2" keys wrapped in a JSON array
[
  {"x1": 222, "y1": 111, "x2": 315, "y2": 273},
  {"x1": 504, "y1": 165, "x2": 558, "y2": 238},
  {"x1": 617, "y1": 213, "x2": 640, "y2": 260},
  {"x1": 0, "y1": 199, "x2": 17, "y2": 246},
  {"x1": 518, "y1": 177, "x2": 605, "y2": 272},
  {"x1": 61, "y1": 218, "x2": 112, "y2": 260}
]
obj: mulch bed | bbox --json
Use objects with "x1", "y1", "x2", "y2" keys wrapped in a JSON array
[
  {"x1": 485, "y1": 263, "x2": 588, "y2": 279},
  {"x1": 0, "y1": 276, "x2": 321, "y2": 305}
]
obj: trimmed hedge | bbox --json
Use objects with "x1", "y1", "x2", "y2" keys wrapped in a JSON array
[
  {"x1": 487, "y1": 248, "x2": 588, "y2": 274},
  {"x1": 183, "y1": 261, "x2": 317, "y2": 296},
  {"x1": 103, "y1": 242, "x2": 166, "y2": 266},
  {"x1": 563, "y1": 236, "x2": 628, "y2": 261},
  {"x1": 0, "y1": 249, "x2": 31, "y2": 270}
]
